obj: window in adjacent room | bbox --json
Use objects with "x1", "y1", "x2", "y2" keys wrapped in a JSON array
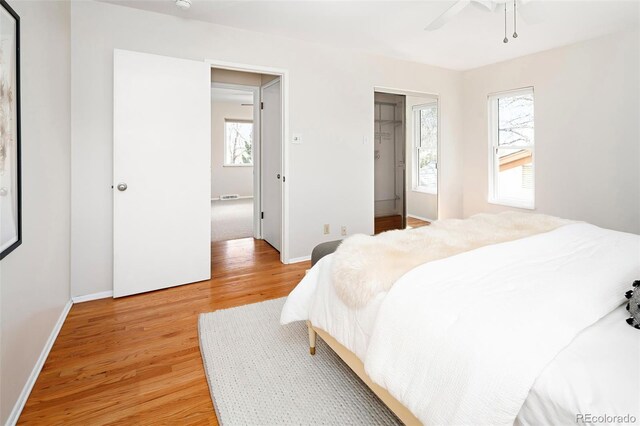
[
  {"x1": 224, "y1": 119, "x2": 253, "y2": 166},
  {"x1": 412, "y1": 103, "x2": 438, "y2": 194},
  {"x1": 488, "y1": 88, "x2": 534, "y2": 209}
]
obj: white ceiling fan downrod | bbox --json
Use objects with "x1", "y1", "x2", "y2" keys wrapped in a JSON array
[
  {"x1": 513, "y1": 0, "x2": 519, "y2": 38},
  {"x1": 504, "y1": 0, "x2": 519, "y2": 44},
  {"x1": 503, "y1": 2, "x2": 508, "y2": 43}
]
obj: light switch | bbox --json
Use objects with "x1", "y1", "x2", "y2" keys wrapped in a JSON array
[{"x1": 292, "y1": 133, "x2": 303, "y2": 144}]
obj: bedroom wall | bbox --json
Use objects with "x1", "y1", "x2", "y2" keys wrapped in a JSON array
[
  {"x1": 461, "y1": 30, "x2": 640, "y2": 234},
  {"x1": 406, "y1": 95, "x2": 438, "y2": 221},
  {"x1": 211, "y1": 101, "x2": 254, "y2": 199},
  {"x1": 0, "y1": 1, "x2": 71, "y2": 423},
  {"x1": 69, "y1": 0, "x2": 464, "y2": 297}
]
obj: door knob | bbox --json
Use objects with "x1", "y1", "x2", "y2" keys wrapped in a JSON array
[
  {"x1": 117, "y1": 183, "x2": 128, "y2": 191},
  {"x1": 277, "y1": 174, "x2": 281, "y2": 179}
]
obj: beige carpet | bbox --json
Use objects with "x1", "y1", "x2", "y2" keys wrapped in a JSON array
[
  {"x1": 198, "y1": 298, "x2": 401, "y2": 425},
  {"x1": 211, "y1": 199, "x2": 253, "y2": 242}
]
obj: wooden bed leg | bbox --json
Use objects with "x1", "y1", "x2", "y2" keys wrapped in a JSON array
[{"x1": 306, "y1": 321, "x2": 316, "y2": 355}]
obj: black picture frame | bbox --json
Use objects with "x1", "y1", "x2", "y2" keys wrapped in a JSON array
[{"x1": 0, "y1": 0, "x2": 21, "y2": 261}]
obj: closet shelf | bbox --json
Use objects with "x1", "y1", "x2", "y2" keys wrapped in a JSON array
[
  {"x1": 375, "y1": 196, "x2": 401, "y2": 202},
  {"x1": 374, "y1": 119, "x2": 403, "y2": 125}
]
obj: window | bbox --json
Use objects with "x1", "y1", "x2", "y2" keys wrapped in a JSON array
[
  {"x1": 224, "y1": 120, "x2": 253, "y2": 166},
  {"x1": 412, "y1": 103, "x2": 438, "y2": 194},
  {"x1": 488, "y1": 88, "x2": 534, "y2": 209}
]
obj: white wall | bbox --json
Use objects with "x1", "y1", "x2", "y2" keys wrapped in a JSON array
[
  {"x1": 461, "y1": 30, "x2": 640, "y2": 234},
  {"x1": 211, "y1": 101, "x2": 254, "y2": 198},
  {"x1": 69, "y1": 0, "x2": 464, "y2": 297},
  {"x1": 406, "y1": 95, "x2": 438, "y2": 221},
  {"x1": 0, "y1": 1, "x2": 71, "y2": 423}
]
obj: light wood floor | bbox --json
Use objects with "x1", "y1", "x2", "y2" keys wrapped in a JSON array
[
  {"x1": 375, "y1": 215, "x2": 430, "y2": 234},
  {"x1": 407, "y1": 216, "x2": 430, "y2": 229},
  {"x1": 19, "y1": 238, "x2": 310, "y2": 425}
]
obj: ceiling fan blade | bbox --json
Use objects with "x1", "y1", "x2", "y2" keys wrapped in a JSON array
[
  {"x1": 473, "y1": 0, "x2": 498, "y2": 12},
  {"x1": 424, "y1": 0, "x2": 472, "y2": 31}
]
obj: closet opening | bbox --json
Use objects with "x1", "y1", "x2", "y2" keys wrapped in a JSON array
[{"x1": 374, "y1": 89, "x2": 439, "y2": 234}]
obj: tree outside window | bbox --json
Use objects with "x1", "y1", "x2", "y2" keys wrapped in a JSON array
[
  {"x1": 413, "y1": 103, "x2": 438, "y2": 194},
  {"x1": 489, "y1": 88, "x2": 535, "y2": 208},
  {"x1": 224, "y1": 120, "x2": 253, "y2": 166}
]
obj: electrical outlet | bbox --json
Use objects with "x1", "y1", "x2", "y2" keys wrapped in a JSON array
[
  {"x1": 341, "y1": 226, "x2": 347, "y2": 236},
  {"x1": 323, "y1": 224, "x2": 330, "y2": 235}
]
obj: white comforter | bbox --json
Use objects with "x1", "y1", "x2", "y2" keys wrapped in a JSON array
[{"x1": 281, "y1": 223, "x2": 640, "y2": 425}]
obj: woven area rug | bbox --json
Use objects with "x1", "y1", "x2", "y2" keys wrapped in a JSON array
[{"x1": 198, "y1": 298, "x2": 401, "y2": 425}]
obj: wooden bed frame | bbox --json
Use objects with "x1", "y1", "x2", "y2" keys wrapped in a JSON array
[{"x1": 306, "y1": 321, "x2": 421, "y2": 425}]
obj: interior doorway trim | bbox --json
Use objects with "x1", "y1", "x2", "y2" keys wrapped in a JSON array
[
  {"x1": 207, "y1": 58, "x2": 290, "y2": 263},
  {"x1": 373, "y1": 86, "x2": 442, "y2": 222}
]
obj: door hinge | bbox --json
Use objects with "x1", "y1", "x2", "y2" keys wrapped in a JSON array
[
  {"x1": 261, "y1": 211, "x2": 264, "y2": 219},
  {"x1": 260, "y1": 102, "x2": 264, "y2": 110}
]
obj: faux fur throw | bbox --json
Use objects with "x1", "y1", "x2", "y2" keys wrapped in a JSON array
[{"x1": 331, "y1": 212, "x2": 573, "y2": 308}]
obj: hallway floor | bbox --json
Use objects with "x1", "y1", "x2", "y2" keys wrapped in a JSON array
[{"x1": 211, "y1": 199, "x2": 254, "y2": 242}]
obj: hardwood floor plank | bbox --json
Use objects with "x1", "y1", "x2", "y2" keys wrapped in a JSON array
[
  {"x1": 374, "y1": 214, "x2": 404, "y2": 234},
  {"x1": 374, "y1": 215, "x2": 429, "y2": 234},
  {"x1": 19, "y1": 238, "x2": 310, "y2": 425},
  {"x1": 407, "y1": 217, "x2": 430, "y2": 228}
]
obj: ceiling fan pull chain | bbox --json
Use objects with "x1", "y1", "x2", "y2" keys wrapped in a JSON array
[
  {"x1": 513, "y1": 0, "x2": 518, "y2": 38},
  {"x1": 503, "y1": 2, "x2": 508, "y2": 43}
]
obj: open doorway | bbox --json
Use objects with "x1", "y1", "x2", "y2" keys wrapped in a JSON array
[
  {"x1": 112, "y1": 51, "x2": 288, "y2": 298},
  {"x1": 210, "y1": 68, "x2": 284, "y2": 257},
  {"x1": 374, "y1": 89, "x2": 439, "y2": 234},
  {"x1": 210, "y1": 84, "x2": 256, "y2": 242},
  {"x1": 374, "y1": 92, "x2": 406, "y2": 233}
]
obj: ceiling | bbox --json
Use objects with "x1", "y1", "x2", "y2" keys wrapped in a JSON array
[
  {"x1": 211, "y1": 87, "x2": 254, "y2": 104},
  {"x1": 101, "y1": 0, "x2": 640, "y2": 70}
]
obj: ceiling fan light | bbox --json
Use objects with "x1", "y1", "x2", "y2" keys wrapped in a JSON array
[{"x1": 175, "y1": 0, "x2": 191, "y2": 10}]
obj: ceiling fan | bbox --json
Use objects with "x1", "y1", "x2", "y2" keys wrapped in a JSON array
[{"x1": 424, "y1": 0, "x2": 543, "y2": 42}]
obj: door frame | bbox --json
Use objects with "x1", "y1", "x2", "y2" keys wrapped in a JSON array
[
  {"x1": 206, "y1": 59, "x2": 289, "y2": 263},
  {"x1": 211, "y1": 82, "x2": 262, "y2": 240},
  {"x1": 373, "y1": 86, "x2": 441, "y2": 225}
]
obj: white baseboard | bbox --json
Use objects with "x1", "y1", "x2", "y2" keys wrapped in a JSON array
[
  {"x1": 288, "y1": 255, "x2": 311, "y2": 264},
  {"x1": 407, "y1": 214, "x2": 435, "y2": 223},
  {"x1": 6, "y1": 299, "x2": 73, "y2": 426},
  {"x1": 71, "y1": 290, "x2": 113, "y2": 304}
]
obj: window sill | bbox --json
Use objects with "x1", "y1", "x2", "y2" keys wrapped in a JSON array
[
  {"x1": 488, "y1": 198, "x2": 535, "y2": 210},
  {"x1": 412, "y1": 187, "x2": 437, "y2": 195},
  {"x1": 223, "y1": 164, "x2": 254, "y2": 168}
]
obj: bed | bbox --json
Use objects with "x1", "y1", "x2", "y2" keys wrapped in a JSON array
[{"x1": 281, "y1": 214, "x2": 640, "y2": 425}]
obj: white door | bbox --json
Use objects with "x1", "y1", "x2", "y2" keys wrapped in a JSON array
[
  {"x1": 260, "y1": 79, "x2": 282, "y2": 252},
  {"x1": 113, "y1": 49, "x2": 211, "y2": 298}
]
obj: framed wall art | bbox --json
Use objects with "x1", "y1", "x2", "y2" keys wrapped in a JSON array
[{"x1": 0, "y1": 0, "x2": 21, "y2": 260}]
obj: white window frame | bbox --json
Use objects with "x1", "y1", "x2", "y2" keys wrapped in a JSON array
[
  {"x1": 487, "y1": 87, "x2": 535, "y2": 210},
  {"x1": 223, "y1": 119, "x2": 254, "y2": 167},
  {"x1": 412, "y1": 103, "x2": 438, "y2": 195}
]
